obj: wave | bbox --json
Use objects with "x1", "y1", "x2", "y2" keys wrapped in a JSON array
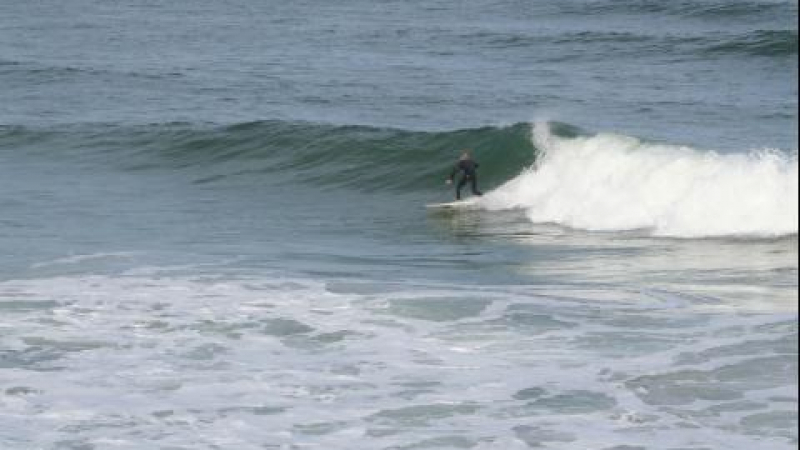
[
  {"x1": 473, "y1": 29, "x2": 797, "y2": 60},
  {"x1": 3, "y1": 119, "x2": 797, "y2": 238},
  {"x1": 675, "y1": 0, "x2": 795, "y2": 19},
  {"x1": 560, "y1": 0, "x2": 795, "y2": 20},
  {"x1": 704, "y1": 30, "x2": 798, "y2": 58},
  {"x1": 0, "y1": 120, "x2": 540, "y2": 192},
  {"x1": 482, "y1": 123, "x2": 798, "y2": 238},
  {"x1": 583, "y1": 29, "x2": 799, "y2": 59},
  {"x1": 0, "y1": 59, "x2": 186, "y2": 83}
]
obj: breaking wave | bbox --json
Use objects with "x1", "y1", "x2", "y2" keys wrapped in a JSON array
[
  {"x1": 482, "y1": 123, "x2": 798, "y2": 238},
  {"x1": 3, "y1": 119, "x2": 797, "y2": 238}
]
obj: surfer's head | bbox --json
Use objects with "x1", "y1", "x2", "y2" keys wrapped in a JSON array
[{"x1": 460, "y1": 149, "x2": 471, "y2": 159}]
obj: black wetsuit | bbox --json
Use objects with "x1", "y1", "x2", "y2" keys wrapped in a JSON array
[{"x1": 450, "y1": 158, "x2": 483, "y2": 200}]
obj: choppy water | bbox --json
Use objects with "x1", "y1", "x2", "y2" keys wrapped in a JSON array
[{"x1": 1, "y1": 1, "x2": 797, "y2": 449}]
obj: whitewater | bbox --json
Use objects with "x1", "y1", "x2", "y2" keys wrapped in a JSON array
[
  {"x1": 1, "y1": 264, "x2": 796, "y2": 449},
  {"x1": 483, "y1": 123, "x2": 798, "y2": 238}
]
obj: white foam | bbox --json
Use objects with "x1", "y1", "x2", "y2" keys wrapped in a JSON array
[
  {"x1": 29, "y1": 252, "x2": 141, "y2": 269},
  {"x1": 0, "y1": 272, "x2": 795, "y2": 449},
  {"x1": 483, "y1": 123, "x2": 799, "y2": 238}
]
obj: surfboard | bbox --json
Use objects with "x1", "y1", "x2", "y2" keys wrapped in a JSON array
[{"x1": 425, "y1": 199, "x2": 479, "y2": 210}]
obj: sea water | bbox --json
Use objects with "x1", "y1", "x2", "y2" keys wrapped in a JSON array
[{"x1": 0, "y1": 1, "x2": 797, "y2": 449}]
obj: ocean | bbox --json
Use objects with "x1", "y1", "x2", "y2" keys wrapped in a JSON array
[{"x1": 0, "y1": 1, "x2": 797, "y2": 449}]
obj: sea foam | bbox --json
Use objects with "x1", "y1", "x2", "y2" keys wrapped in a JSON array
[{"x1": 483, "y1": 123, "x2": 798, "y2": 238}]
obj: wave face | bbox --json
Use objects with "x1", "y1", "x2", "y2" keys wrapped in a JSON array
[
  {"x1": 483, "y1": 123, "x2": 798, "y2": 238},
  {"x1": 0, "y1": 121, "x2": 537, "y2": 192}
]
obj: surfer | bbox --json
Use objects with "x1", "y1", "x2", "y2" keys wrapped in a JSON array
[{"x1": 446, "y1": 150, "x2": 483, "y2": 200}]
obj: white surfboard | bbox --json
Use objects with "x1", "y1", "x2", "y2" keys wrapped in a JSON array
[{"x1": 425, "y1": 199, "x2": 480, "y2": 210}]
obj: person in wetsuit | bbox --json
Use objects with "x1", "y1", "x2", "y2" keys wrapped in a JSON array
[{"x1": 446, "y1": 150, "x2": 483, "y2": 200}]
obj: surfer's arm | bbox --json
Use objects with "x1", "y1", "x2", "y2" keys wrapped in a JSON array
[{"x1": 448, "y1": 164, "x2": 459, "y2": 181}]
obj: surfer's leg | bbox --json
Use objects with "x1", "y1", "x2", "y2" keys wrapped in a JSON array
[
  {"x1": 470, "y1": 175, "x2": 482, "y2": 196},
  {"x1": 456, "y1": 177, "x2": 467, "y2": 200}
]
